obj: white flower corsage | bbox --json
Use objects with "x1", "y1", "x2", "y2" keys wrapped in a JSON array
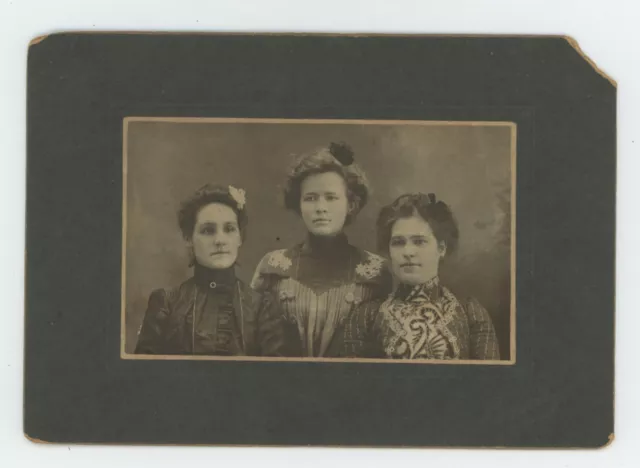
[
  {"x1": 228, "y1": 185, "x2": 246, "y2": 209},
  {"x1": 268, "y1": 250, "x2": 292, "y2": 271},
  {"x1": 355, "y1": 253, "x2": 384, "y2": 279}
]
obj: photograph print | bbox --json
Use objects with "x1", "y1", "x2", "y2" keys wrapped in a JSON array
[{"x1": 121, "y1": 118, "x2": 515, "y2": 364}]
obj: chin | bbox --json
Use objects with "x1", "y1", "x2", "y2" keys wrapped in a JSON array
[
  {"x1": 310, "y1": 227, "x2": 338, "y2": 237},
  {"x1": 401, "y1": 279, "x2": 422, "y2": 286},
  {"x1": 204, "y1": 257, "x2": 236, "y2": 269},
  {"x1": 396, "y1": 273, "x2": 423, "y2": 286}
]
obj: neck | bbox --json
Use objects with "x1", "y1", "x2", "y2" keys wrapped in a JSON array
[
  {"x1": 193, "y1": 262, "x2": 237, "y2": 288},
  {"x1": 420, "y1": 275, "x2": 439, "y2": 288},
  {"x1": 395, "y1": 275, "x2": 440, "y2": 301},
  {"x1": 304, "y1": 232, "x2": 349, "y2": 255}
]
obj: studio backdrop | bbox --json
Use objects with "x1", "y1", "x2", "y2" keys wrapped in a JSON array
[{"x1": 122, "y1": 118, "x2": 515, "y2": 359}]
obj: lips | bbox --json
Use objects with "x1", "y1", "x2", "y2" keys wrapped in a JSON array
[
  {"x1": 210, "y1": 251, "x2": 230, "y2": 256},
  {"x1": 401, "y1": 263, "x2": 421, "y2": 268},
  {"x1": 312, "y1": 219, "x2": 330, "y2": 224}
]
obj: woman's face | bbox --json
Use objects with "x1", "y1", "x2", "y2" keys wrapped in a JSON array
[
  {"x1": 299, "y1": 171, "x2": 349, "y2": 237},
  {"x1": 389, "y1": 214, "x2": 445, "y2": 286},
  {"x1": 190, "y1": 202, "x2": 242, "y2": 269}
]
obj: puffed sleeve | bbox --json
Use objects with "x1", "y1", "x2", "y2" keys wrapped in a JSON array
[
  {"x1": 464, "y1": 297, "x2": 500, "y2": 360},
  {"x1": 375, "y1": 263, "x2": 393, "y2": 299},
  {"x1": 253, "y1": 290, "x2": 288, "y2": 356},
  {"x1": 250, "y1": 252, "x2": 274, "y2": 292},
  {"x1": 354, "y1": 250, "x2": 393, "y2": 300},
  {"x1": 249, "y1": 251, "x2": 288, "y2": 356},
  {"x1": 134, "y1": 289, "x2": 170, "y2": 354}
]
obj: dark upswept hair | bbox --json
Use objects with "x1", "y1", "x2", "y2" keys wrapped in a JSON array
[
  {"x1": 282, "y1": 142, "x2": 370, "y2": 226},
  {"x1": 177, "y1": 183, "x2": 248, "y2": 240},
  {"x1": 376, "y1": 193, "x2": 459, "y2": 256}
]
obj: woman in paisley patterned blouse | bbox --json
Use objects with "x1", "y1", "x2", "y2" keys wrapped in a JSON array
[
  {"x1": 250, "y1": 143, "x2": 392, "y2": 357},
  {"x1": 346, "y1": 192, "x2": 500, "y2": 360}
]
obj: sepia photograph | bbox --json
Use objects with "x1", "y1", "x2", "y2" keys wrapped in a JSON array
[
  {"x1": 24, "y1": 31, "x2": 616, "y2": 448},
  {"x1": 121, "y1": 118, "x2": 516, "y2": 363}
]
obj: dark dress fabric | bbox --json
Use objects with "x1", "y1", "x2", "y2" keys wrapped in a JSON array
[
  {"x1": 344, "y1": 277, "x2": 501, "y2": 360},
  {"x1": 135, "y1": 263, "x2": 259, "y2": 356},
  {"x1": 250, "y1": 234, "x2": 392, "y2": 357}
]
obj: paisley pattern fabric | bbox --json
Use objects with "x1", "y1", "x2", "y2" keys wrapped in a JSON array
[
  {"x1": 345, "y1": 277, "x2": 501, "y2": 360},
  {"x1": 380, "y1": 278, "x2": 463, "y2": 359},
  {"x1": 250, "y1": 234, "x2": 392, "y2": 357}
]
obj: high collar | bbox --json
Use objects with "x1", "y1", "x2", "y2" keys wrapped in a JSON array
[
  {"x1": 394, "y1": 276, "x2": 440, "y2": 302},
  {"x1": 301, "y1": 233, "x2": 350, "y2": 258},
  {"x1": 193, "y1": 262, "x2": 237, "y2": 292}
]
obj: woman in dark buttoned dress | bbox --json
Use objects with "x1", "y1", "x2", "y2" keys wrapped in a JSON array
[{"x1": 135, "y1": 183, "x2": 259, "y2": 356}]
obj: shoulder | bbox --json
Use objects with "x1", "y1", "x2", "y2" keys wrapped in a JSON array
[
  {"x1": 350, "y1": 296, "x2": 387, "y2": 332},
  {"x1": 250, "y1": 247, "x2": 298, "y2": 290},
  {"x1": 354, "y1": 296, "x2": 385, "y2": 316},
  {"x1": 261, "y1": 248, "x2": 297, "y2": 273},
  {"x1": 443, "y1": 290, "x2": 492, "y2": 324},
  {"x1": 237, "y1": 278, "x2": 261, "y2": 306},
  {"x1": 463, "y1": 295, "x2": 484, "y2": 309},
  {"x1": 464, "y1": 296, "x2": 491, "y2": 320},
  {"x1": 145, "y1": 288, "x2": 167, "y2": 308},
  {"x1": 149, "y1": 279, "x2": 195, "y2": 308},
  {"x1": 142, "y1": 288, "x2": 171, "y2": 324},
  {"x1": 353, "y1": 248, "x2": 391, "y2": 286}
]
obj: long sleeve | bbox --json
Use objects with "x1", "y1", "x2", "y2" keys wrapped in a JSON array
[
  {"x1": 465, "y1": 297, "x2": 500, "y2": 360},
  {"x1": 254, "y1": 290, "x2": 288, "y2": 356},
  {"x1": 249, "y1": 257, "x2": 285, "y2": 356},
  {"x1": 135, "y1": 289, "x2": 170, "y2": 354},
  {"x1": 343, "y1": 299, "x2": 385, "y2": 358}
]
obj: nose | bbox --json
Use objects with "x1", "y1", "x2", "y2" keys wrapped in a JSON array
[
  {"x1": 213, "y1": 232, "x2": 228, "y2": 246},
  {"x1": 315, "y1": 199, "x2": 328, "y2": 213},
  {"x1": 403, "y1": 244, "x2": 417, "y2": 258}
]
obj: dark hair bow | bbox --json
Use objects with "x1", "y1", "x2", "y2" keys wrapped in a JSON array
[{"x1": 329, "y1": 142, "x2": 355, "y2": 166}]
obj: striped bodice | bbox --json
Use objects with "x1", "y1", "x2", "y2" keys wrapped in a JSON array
[
  {"x1": 274, "y1": 277, "x2": 380, "y2": 356},
  {"x1": 251, "y1": 235, "x2": 392, "y2": 357}
]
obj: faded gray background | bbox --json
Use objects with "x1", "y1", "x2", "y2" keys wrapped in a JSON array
[{"x1": 124, "y1": 121, "x2": 513, "y2": 357}]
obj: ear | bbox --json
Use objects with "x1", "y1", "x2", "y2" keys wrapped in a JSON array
[
  {"x1": 185, "y1": 238, "x2": 195, "y2": 267},
  {"x1": 438, "y1": 240, "x2": 447, "y2": 258},
  {"x1": 347, "y1": 196, "x2": 359, "y2": 215}
]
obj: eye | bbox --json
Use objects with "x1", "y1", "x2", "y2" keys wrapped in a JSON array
[
  {"x1": 413, "y1": 238, "x2": 427, "y2": 246},
  {"x1": 302, "y1": 194, "x2": 317, "y2": 202},
  {"x1": 326, "y1": 194, "x2": 338, "y2": 201},
  {"x1": 224, "y1": 224, "x2": 238, "y2": 234},
  {"x1": 200, "y1": 225, "x2": 216, "y2": 235},
  {"x1": 390, "y1": 238, "x2": 405, "y2": 247}
]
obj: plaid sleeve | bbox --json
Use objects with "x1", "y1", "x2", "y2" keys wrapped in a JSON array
[
  {"x1": 342, "y1": 299, "x2": 385, "y2": 358},
  {"x1": 465, "y1": 297, "x2": 500, "y2": 360}
]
